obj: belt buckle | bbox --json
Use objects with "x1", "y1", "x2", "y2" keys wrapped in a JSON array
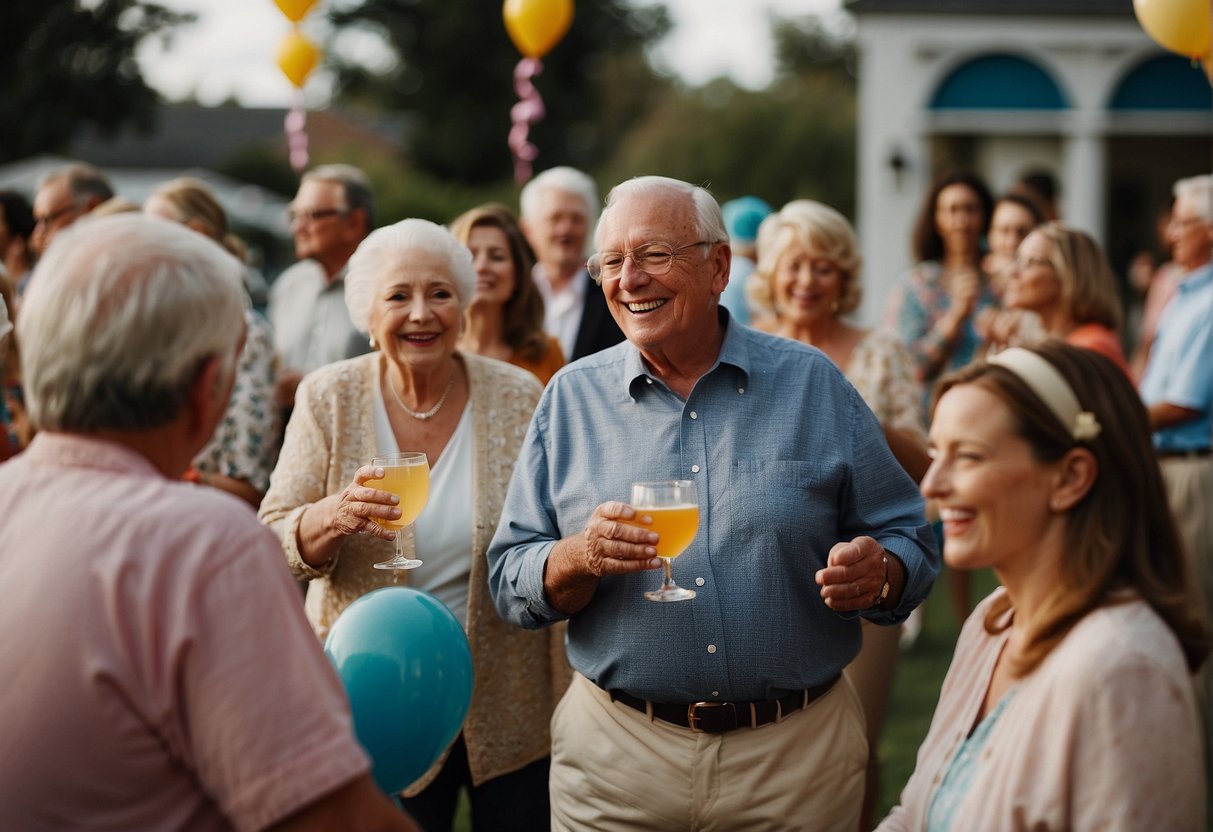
[{"x1": 687, "y1": 701, "x2": 730, "y2": 733}]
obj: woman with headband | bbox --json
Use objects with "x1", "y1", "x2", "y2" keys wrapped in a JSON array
[{"x1": 877, "y1": 342, "x2": 1208, "y2": 831}]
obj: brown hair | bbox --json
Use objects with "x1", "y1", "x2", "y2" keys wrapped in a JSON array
[
  {"x1": 911, "y1": 171, "x2": 993, "y2": 264},
  {"x1": 448, "y1": 203, "x2": 548, "y2": 363},
  {"x1": 933, "y1": 341, "x2": 1209, "y2": 674},
  {"x1": 148, "y1": 178, "x2": 248, "y2": 263},
  {"x1": 1033, "y1": 222, "x2": 1122, "y2": 331}
]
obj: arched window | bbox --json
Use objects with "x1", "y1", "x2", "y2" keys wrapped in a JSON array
[
  {"x1": 1109, "y1": 54, "x2": 1212, "y2": 111},
  {"x1": 930, "y1": 54, "x2": 1068, "y2": 110}
]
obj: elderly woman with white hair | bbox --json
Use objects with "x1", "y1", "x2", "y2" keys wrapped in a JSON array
[{"x1": 260, "y1": 218, "x2": 568, "y2": 832}]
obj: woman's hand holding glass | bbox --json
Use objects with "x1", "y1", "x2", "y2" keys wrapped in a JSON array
[{"x1": 368, "y1": 452, "x2": 430, "y2": 570}]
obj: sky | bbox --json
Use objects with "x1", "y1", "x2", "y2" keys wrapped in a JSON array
[{"x1": 136, "y1": 0, "x2": 846, "y2": 108}]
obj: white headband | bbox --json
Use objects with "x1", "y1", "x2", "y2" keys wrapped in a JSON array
[{"x1": 986, "y1": 348, "x2": 1102, "y2": 443}]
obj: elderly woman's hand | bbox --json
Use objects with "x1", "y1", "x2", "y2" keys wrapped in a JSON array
[{"x1": 329, "y1": 464, "x2": 403, "y2": 541}]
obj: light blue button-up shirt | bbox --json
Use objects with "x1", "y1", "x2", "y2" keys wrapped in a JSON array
[
  {"x1": 1141, "y1": 263, "x2": 1213, "y2": 452},
  {"x1": 488, "y1": 315, "x2": 939, "y2": 702}
]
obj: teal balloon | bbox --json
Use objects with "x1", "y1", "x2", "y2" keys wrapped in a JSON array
[{"x1": 324, "y1": 586, "x2": 473, "y2": 795}]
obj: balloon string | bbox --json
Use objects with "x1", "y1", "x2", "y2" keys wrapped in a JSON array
[
  {"x1": 509, "y1": 58, "x2": 545, "y2": 184},
  {"x1": 285, "y1": 88, "x2": 309, "y2": 173}
]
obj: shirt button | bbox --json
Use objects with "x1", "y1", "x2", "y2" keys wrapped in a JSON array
[
  {"x1": 695, "y1": 577, "x2": 705, "y2": 586},
  {"x1": 646, "y1": 377, "x2": 653, "y2": 385},
  {"x1": 738, "y1": 387, "x2": 745, "y2": 394},
  {"x1": 691, "y1": 465, "x2": 701, "y2": 473},
  {"x1": 707, "y1": 644, "x2": 717, "y2": 654},
  {"x1": 712, "y1": 691, "x2": 720, "y2": 697},
  {"x1": 689, "y1": 411, "x2": 698, "y2": 420}
]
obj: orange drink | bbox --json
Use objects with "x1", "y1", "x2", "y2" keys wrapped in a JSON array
[
  {"x1": 371, "y1": 461, "x2": 430, "y2": 530},
  {"x1": 635, "y1": 504, "x2": 699, "y2": 558}
]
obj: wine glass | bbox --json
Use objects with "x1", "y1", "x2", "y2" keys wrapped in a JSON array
[
  {"x1": 630, "y1": 480, "x2": 699, "y2": 602},
  {"x1": 370, "y1": 451, "x2": 430, "y2": 570}
]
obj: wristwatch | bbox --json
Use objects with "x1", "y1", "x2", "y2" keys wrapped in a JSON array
[{"x1": 873, "y1": 555, "x2": 890, "y2": 607}]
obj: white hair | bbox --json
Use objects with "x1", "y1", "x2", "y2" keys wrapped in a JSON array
[
  {"x1": 1174, "y1": 174, "x2": 1213, "y2": 223},
  {"x1": 344, "y1": 218, "x2": 476, "y2": 334},
  {"x1": 19, "y1": 214, "x2": 246, "y2": 432},
  {"x1": 595, "y1": 176, "x2": 728, "y2": 250},
  {"x1": 520, "y1": 166, "x2": 599, "y2": 229}
]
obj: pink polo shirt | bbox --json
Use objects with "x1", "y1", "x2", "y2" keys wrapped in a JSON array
[{"x1": 0, "y1": 433, "x2": 370, "y2": 831}]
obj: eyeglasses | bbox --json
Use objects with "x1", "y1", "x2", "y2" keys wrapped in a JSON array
[
  {"x1": 1013, "y1": 255, "x2": 1052, "y2": 272},
  {"x1": 33, "y1": 203, "x2": 78, "y2": 227},
  {"x1": 587, "y1": 241, "x2": 715, "y2": 283},
  {"x1": 287, "y1": 207, "x2": 349, "y2": 225}
]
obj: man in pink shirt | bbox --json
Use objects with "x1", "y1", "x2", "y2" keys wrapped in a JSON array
[{"x1": 0, "y1": 214, "x2": 416, "y2": 832}]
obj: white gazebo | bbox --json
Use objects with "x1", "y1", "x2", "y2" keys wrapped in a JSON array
[{"x1": 846, "y1": 0, "x2": 1212, "y2": 324}]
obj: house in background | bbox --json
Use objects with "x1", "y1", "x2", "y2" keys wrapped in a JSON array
[{"x1": 846, "y1": 0, "x2": 1212, "y2": 325}]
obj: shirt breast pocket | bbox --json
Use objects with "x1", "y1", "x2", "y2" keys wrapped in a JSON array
[{"x1": 729, "y1": 459, "x2": 842, "y2": 563}]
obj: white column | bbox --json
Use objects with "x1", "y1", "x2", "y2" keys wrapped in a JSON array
[{"x1": 1061, "y1": 124, "x2": 1106, "y2": 244}]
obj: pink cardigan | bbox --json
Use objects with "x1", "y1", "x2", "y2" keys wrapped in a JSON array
[{"x1": 877, "y1": 588, "x2": 1204, "y2": 831}]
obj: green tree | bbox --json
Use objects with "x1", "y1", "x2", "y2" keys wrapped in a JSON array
[
  {"x1": 327, "y1": 0, "x2": 671, "y2": 185},
  {"x1": 0, "y1": 0, "x2": 193, "y2": 163}
]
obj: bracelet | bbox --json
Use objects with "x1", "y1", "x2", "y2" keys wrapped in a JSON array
[{"x1": 872, "y1": 555, "x2": 890, "y2": 608}]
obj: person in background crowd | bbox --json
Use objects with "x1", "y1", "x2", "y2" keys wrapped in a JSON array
[
  {"x1": 981, "y1": 191, "x2": 1046, "y2": 298},
  {"x1": 1129, "y1": 199, "x2": 1181, "y2": 383},
  {"x1": 984, "y1": 223, "x2": 1128, "y2": 375},
  {"x1": 1010, "y1": 167, "x2": 1061, "y2": 221},
  {"x1": 884, "y1": 170, "x2": 998, "y2": 627},
  {"x1": 268, "y1": 164, "x2": 375, "y2": 411},
  {"x1": 29, "y1": 162, "x2": 114, "y2": 264},
  {"x1": 0, "y1": 191, "x2": 35, "y2": 296},
  {"x1": 0, "y1": 269, "x2": 24, "y2": 461},
  {"x1": 1140, "y1": 174, "x2": 1213, "y2": 621},
  {"x1": 489, "y1": 176, "x2": 938, "y2": 832},
  {"x1": 879, "y1": 343, "x2": 1208, "y2": 831},
  {"x1": 519, "y1": 166, "x2": 624, "y2": 362},
  {"x1": 260, "y1": 219, "x2": 567, "y2": 832},
  {"x1": 753, "y1": 198, "x2": 928, "y2": 831},
  {"x1": 449, "y1": 203, "x2": 565, "y2": 384},
  {"x1": 145, "y1": 177, "x2": 281, "y2": 507},
  {"x1": 719, "y1": 195, "x2": 771, "y2": 327},
  {"x1": 0, "y1": 214, "x2": 416, "y2": 832}
]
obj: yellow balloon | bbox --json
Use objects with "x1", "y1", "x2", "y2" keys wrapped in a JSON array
[
  {"x1": 503, "y1": 0, "x2": 574, "y2": 59},
  {"x1": 277, "y1": 31, "x2": 322, "y2": 88},
  {"x1": 274, "y1": 0, "x2": 319, "y2": 24},
  {"x1": 1133, "y1": 0, "x2": 1211, "y2": 59}
]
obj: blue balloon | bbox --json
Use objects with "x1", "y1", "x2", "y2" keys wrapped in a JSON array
[{"x1": 324, "y1": 586, "x2": 473, "y2": 795}]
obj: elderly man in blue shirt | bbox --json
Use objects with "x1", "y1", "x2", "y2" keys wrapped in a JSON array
[{"x1": 488, "y1": 176, "x2": 938, "y2": 831}]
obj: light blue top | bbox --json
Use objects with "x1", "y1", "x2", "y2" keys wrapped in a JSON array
[
  {"x1": 719, "y1": 255, "x2": 756, "y2": 326},
  {"x1": 487, "y1": 313, "x2": 939, "y2": 702},
  {"x1": 926, "y1": 688, "x2": 1019, "y2": 832},
  {"x1": 1140, "y1": 263, "x2": 1213, "y2": 452}
]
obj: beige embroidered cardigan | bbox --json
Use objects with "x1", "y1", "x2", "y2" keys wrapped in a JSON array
[{"x1": 260, "y1": 351, "x2": 570, "y2": 792}]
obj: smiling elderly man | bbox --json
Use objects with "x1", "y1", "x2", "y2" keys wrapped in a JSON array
[{"x1": 488, "y1": 176, "x2": 938, "y2": 831}]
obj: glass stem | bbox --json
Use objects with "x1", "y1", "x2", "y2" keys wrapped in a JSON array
[{"x1": 662, "y1": 558, "x2": 675, "y2": 588}]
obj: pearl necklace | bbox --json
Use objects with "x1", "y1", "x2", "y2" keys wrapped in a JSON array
[{"x1": 389, "y1": 373, "x2": 455, "y2": 421}]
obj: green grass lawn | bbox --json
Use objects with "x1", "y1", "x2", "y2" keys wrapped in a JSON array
[{"x1": 450, "y1": 567, "x2": 998, "y2": 832}]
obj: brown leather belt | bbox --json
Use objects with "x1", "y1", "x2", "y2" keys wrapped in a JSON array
[
  {"x1": 1158, "y1": 448, "x2": 1212, "y2": 460},
  {"x1": 608, "y1": 675, "x2": 840, "y2": 733}
]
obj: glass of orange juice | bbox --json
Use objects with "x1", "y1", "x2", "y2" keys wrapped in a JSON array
[
  {"x1": 630, "y1": 480, "x2": 699, "y2": 602},
  {"x1": 370, "y1": 452, "x2": 430, "y2": 570}
]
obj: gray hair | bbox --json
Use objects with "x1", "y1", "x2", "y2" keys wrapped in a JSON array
[
  {"x1": 18, "y1": 215, "x2": 246, "y2": 432},
  {"x1": 1173, "y1": 174, "x2": 1213, "y2": 222},
  {"x1": 39, "y1": 162, "x2": 115, "y2": 207},
  {"x1": 344, "y1": 218, "x2": 476, "y2": 334},
  {"x1": 520, "y1": 166, "x2": 599, "y2": 229},
  {"x1": 595, "y1": 176, "x2": 728, "y2": 250},
  {"x1": 303, "y1": 163, "x2": 375, "y2": 231}
]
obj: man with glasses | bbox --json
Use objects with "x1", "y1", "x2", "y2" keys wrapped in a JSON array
[
  {"x1": 489, "y1": 176, "x2": 937, "y2": 831},
  {"x1": 268, "y1": 164, "x2": 374, "y2": 410},
  {"x1": 520, "y1": 166, "x2": 624, "y2": 362},
  {"x1": 30, "y1": 162, "x2": 114, "y2": 269}
]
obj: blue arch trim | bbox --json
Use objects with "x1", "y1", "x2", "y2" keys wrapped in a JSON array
[
  {"x1": 1109, "y1": 54, "x2": 1212, "y2": 111},
  {"x1": 930, "y1": 54, "x2": 1068, "y2": 110}
]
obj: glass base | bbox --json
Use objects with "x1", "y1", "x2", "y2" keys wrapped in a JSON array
[
  {"x1": 644, "y1": 585, "x2": 696, "y2": 602},
  {"x1": 373, "y1": 557, "x2": 423, "y2": 570}
]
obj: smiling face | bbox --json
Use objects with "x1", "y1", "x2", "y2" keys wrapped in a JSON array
[
  {"x1": 467, "y1": 224, "x2": 517, "y2": 309},
  {"x1": 922, "y1": 384, "x2": 1058, "y2": 576},
  {"x1": 1004, "y1": 229, "x2": 1062, "y2": 316},
  {"x1": 368, "y1": 247, "x2": 463, "y2": 374},
  {"x1": 988, "y1": 200, "x2": 1038, "y2": 259},
  {"x1": 1166, "y1": 193, "x2": 1213, "y2": 271},
  {"x1": 598, "y1": 189, "x2": 727, "y2": 359},
  {"x1": 772, "y1": 236, "x2": 844, "y2": 327}
]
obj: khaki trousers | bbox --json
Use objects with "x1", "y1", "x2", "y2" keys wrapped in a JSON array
[
  {"x1": 550, "y1": 672, "x2": 867, "y2": 832},
  {"x1": 1159, "y1": 455, "x2": 1213, "y2": 616}
]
